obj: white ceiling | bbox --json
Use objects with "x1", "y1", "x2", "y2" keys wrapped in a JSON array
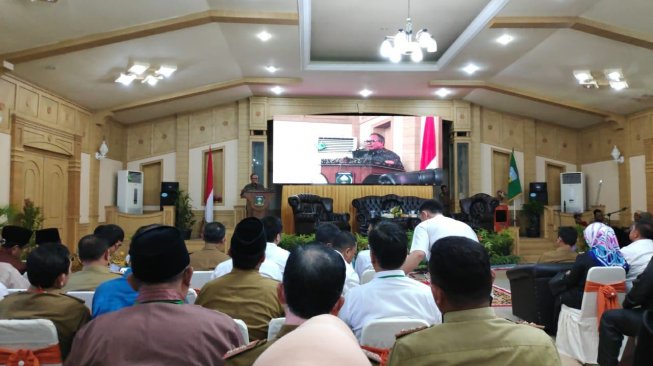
[{"x1": 1, "y1": 0, "x2": 652, "y2": 127}]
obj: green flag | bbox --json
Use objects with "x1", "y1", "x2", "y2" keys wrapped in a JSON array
[{"x1": 507, "y1": 150, "x2": 522, "y2": 200}]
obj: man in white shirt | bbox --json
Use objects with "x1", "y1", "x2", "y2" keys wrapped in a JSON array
[
  {"x1": 339, "y1": 221, "x2": 441, "y2": 339},
  {"x1": 212, "y1": 216, "x2": 289, "y2": 281},
  {"x1": 622, "y1": 218, "x2": 653, "y2": 290},
  {"x1": 331, "y1": 231, "x2": 360, "y2": 294},
  {"x1": 402, "y1": 200, "x2": 478, "y2": 274},
  {"x1": 317, "y1": 223, "x2": 360, "y2": 294}
]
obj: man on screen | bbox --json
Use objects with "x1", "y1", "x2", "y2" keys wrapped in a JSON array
[{"x1": 359, "y1": 133, "x2": 404, "y2": 170}]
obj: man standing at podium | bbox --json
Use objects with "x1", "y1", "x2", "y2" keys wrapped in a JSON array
[
  {"x1": 240, "y1": 173, "x2": 265, "y2": 198},
  {"x1": 358, "y1": 133, "x2": 404, "y2": 170}
]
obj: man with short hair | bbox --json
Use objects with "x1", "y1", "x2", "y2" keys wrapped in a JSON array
[
  {"x1": 388, "y1": 236, "x2": 561, "y2": 366},
  {"x1": 537, "y1": 226, "x2": 578, "y2": 263},
  {"x1": 225, "y1": 243, "x2": 346, "y2": 365},
  {"x1": 93, "y1": 224, "x2": 125, "y2": 256},
  {"x1": 594, "y1": 208, "x2": 605, "y2": 223},
  {"x1": 402, "y1": 199, "x2": 478, "y2": 273},
  {"x1": 622, "y1": 218, "x2": 653, "y2": 290},
  {"x1": 359, "y1": 132, "x2": 404, "y2": 170},
  {"x1": 197, "y1": 217, "x2": 284, "y2": 341},
  {"x1": 190, "y1": 221, "x2": 230, "y2": 270},
  {"x1": 339, "y1": 221, "x2": 441, "y2": 339},
  {"x1": 66, "y1": 225, "x2": 243, "y2": 365},
  {"x1": 63, "y1": 234, "x2": 120, "y2": 291},
  {"x1": 240, "y1": 173, "x2": 264, "y2": 198},
  {"x1": 331, "y1": 231, "x2": 360, "y2": 294},
  {"x1": 0, "y1": 225, "x2": 32, "y2": 273},
  {"x1": 316, "y1": 223, "x2": 359, "y2": 294},
  {"x1": 212, "y1": 216, "x2": 288, "y2": 281}
]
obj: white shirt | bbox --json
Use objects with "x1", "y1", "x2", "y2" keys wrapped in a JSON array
[
  {"x1": 0, "y1": 262, "x2": 30, "y2": 289},
  {"x1": 621, "y1": 238, "x2": 653, "y2": 290},
  {"x1": 336, "y1": 250, "x2": 360, "y2": 295},
  {"x1": 410, "y1": 215, "x2": 478, "y2": 260},
  {"x1": 211, "y1": 242, "x2": 288, "y2": 281},
  {"x1": 338, "y1": 269, "x2": 442, "y2": 340},
  {"x1": 354, "y1": 250, "x2": 373, "y2": 279}
]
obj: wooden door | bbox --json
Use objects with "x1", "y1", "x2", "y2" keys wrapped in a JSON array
[
  {"x1": 546, "y1": 163, "x2": 564, "y2": 207},
  {"x1": 141, "y1": 161, "x2": 162, "y2": 207},
  {"x1": 22, "y1": 152, "x2": 44, "y2": 207},
  {"x1": 492, "y1": 150, "x2": 510, "y2": 194}
]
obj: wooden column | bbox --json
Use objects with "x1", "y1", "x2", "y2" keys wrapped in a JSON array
[
  {"x1": 66, "y1": 135, "x2": 82, "y2": 250},
  {"x1": 644, "y1": 138, "x2": 653, "y2": 214}
]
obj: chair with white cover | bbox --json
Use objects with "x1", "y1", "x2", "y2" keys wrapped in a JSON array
[
  {"x1": 0, "y1": 319, "x2": 62, "y2": 365},
  {"x1": 190, "y1": 271, "x2": 213, "y2": 290},
  {"x1": 185, "y1": 288, "x2": 198, "y2": 305},
  {"x1": 360, "y1": 269, "x2": 376, "y2": 285},
  {"x1": 555, "y1": 266, "x2": 627, "y2": 364},
  {"x1": 360, "y1": 318, "x2": 430, "y2": 349},
  {"x1": 233, "y1": 319, "x2": 249, "y2": 343},
  {"x1": 267, "y1": 317, "x2": 286, "y2": 340},
  {"x1": 66, "y1": 291, "x2": 94, "y2": 311}
]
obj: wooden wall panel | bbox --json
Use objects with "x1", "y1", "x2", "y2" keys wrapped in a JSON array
[
  {"x1": 454, "y1": 104, "x2": 471, "y2": 131},
  {"x1": 501, "y1": 114, "x2": 524, "y2": 150},
  {"x1": 536, "y1": 123, "x2": 557, "y2": 158},
  {"x1": 189, "y1": 109, "x2": 214, "y2": 147},
  {"x1": 15, "y1": 86, "x2": 38, "y2": 117},
  {"x1": 0, "y1": 78, "x2": 16, "y2": 133},
  {"x1": 127, "y1": 123, "x2": 152, "y2": 159},
  {"x1": 557, "y1": 127, "x2": 577, "y2": 163},
  {"x1": 152, "y1": 117, "x2": 176, "y2": 155},
  {"x1": 58, "y1": 104, "x2": 76, "y2": 131},
  {"x1": 78, "y1": 112, "x2": 91, "y2": 153},
  {"x1": 481, "y1": 108, "x2": 501, "y2": 145},
  {"x1": 628, "y1": 113, "x2": 652, "y2": 157},
  {"x1": 215, "y1": 104, "x2": 238, "y2": 142},
  {"x1": 249, "y1": 97, "x2": 268, "y2": 130},
  {"x1": 38, "y1": 96, "x2": 58, "y2": 123}
]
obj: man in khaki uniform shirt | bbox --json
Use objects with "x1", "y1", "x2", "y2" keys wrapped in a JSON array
[
  {"x1": 63, "y1": 234, "x2": 120, "y2": 291},
  {"x1": 388, "y1": 236, "x2": 561, "y2": 366},
  {"x1": 190, "y1": 221, "x2": 230, "y2": 270},
  {"x1": 538, "y1": 226, "x2": 578, "y2": 264},
  {"x1": 196, "y1": 218, "x2": 284, "y2": 340}
]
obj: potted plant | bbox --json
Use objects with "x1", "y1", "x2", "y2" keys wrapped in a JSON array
[
  {"x1": 522, "y1": 200, "x2": 544, "y2": 237},
  {"x1": 174, "y1": 189, "x2": 196, "y2": 239}
]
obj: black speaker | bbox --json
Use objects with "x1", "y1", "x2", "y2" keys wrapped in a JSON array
[
  {"x1": 529, "y1": 182, "x2": 548, "y2": 205},
  {"x1": 160, "y1": 182, "x2": 179, "y2": 209}
]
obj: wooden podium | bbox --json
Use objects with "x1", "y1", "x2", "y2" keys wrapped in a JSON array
[
  {"x1": 242, "y1": 190, "x2": 275, "y2": 218},
  {"x1": 320, "y1": 162, "x2": 404, "y2": 184}
]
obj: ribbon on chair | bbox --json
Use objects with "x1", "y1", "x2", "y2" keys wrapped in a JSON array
[
  {"x1": 0, "y1": 345, "x2": 62, "y2": 366},
  {"x1": 583, "y1": 280, "x2": 626, "y2": 329},
  {"x1": 361, "y1": 345, "x2": 390, "y2": 366}
]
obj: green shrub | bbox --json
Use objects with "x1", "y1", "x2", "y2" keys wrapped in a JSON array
[
  {"x1": 279, "y1": 233, "x2": 315, "y2": 251},
  {"x1": 477, "y1": 228, "x2": 520, "y2": 265}
]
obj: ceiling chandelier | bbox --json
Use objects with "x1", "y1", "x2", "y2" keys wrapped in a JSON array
[
  {"x1": 379, "y1": 0, "x2": 437, "y2": 63},
  {"x1": 115, "y1": 62, "x2": 177, "y2": 87}
]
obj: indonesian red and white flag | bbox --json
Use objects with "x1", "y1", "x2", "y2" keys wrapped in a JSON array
[
  {"x1": 204, "y1": 146, "x2": 214, "y2": 223},
  {"x1": 420, "y1": 116, "x2": 442, "y2": 169}
]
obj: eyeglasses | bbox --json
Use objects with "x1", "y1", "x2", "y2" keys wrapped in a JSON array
[{"x1": 364, "y1": 140, "x2": 380, "y2": 143}]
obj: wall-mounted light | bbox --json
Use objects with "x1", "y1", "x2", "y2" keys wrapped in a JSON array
[
  {"x1": 95, "y1": 139, "x2": 109, "y2": 160},
  {"x1": 611, "y1": 145, "x2": 624, "y2": 164}
]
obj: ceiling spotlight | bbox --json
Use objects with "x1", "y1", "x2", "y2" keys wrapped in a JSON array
[
  {"x1": 573, "y1": 70, "x2": 593, "y2": 83},
  {"x1": 435, "y1": 88, "x2": 451, "y2": 98},
  {"x1": 359, "y1": 89, "x2": 373, "y2": 98},
  {"x1": 128, "y1": 62, "x2": 150, "y2": 76},
  {"x1": 265, "y1": 66, "x2": 279, "y2": 73},
  {"x1": 257, "y1": 31, "x2": 272, "y2": 42},
  {"x1": 496, "y1": 34, "x2": 514, "y2": 46},
  {"x1": 270, "y1": 86, "x2": 284, "y2": 95},
  {"x1": 115, "y1": 73, "x2": 137, "y2": 86},
  {"x1": 462, "y1": 63, "x2": 480, "y2": 75},
  {"x1": 609, "y1": 80, "x2": 628, "y2": 91}
]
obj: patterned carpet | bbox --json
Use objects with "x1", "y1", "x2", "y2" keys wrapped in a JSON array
[{"x1": 407, "y1": 271, "x2": 512, "y2": 307}]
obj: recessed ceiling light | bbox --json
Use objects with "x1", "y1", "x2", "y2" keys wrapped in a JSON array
[
  {"x1": 265, "y1": 66, "x2": 278, "y2": 73},
  {"x1": 496, "y1": 34, "x2": 513, "y2": 46},
  {"x1": 573, "y1": 70, "x2": 593, "y2": 83},
  {"x1": 271, "y1": 86, "x2": 284, "y2": 95},
  {"x1": 435, "y1": 88, "x2": 451, "y2": 98},
  {"x1": 257, "y1": 31, "x2": 272, "y2": 42},
  {"x1": 462, "y1": 63, "x2": 480, "y2": 75},
  {"x1": 609, "y1": 80, "x2": 628, "y2": 91},
  {"x1": 359, "y1": 89, "x2": 373, "y2": 98}
]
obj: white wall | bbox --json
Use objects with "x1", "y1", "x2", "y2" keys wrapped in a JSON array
[
  {"x1": 630, "y1": 155, "x2": 647, "y2": 213},
  {"x1": 0, "y1": 133, "x2": 10, "y2": 206},
  {"x1": 98, "y1": 158, "x2": 124, "y2": 222},
  {"x1": 189, "y1": 140, "x2": 238, "y2": 211},
  {"x1": 581, "y1": 160, "x2": 621, "y2": 219},
  {"x1": 127, "y1": 152, "x2": 176, "y2": 211},
  {"x1": 480, "y1": 143, "x2": 524, "y2": 207},
  {"x1": 79, "y1": 153, "x2": 90, "y2": 223}
]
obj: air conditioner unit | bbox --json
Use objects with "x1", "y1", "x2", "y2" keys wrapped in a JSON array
[
  {"x1": 561, "y1": 172, "x2": 585, "y2": 213},
  {"x1": 117, "y1": 170, "x2": 143, "y2": 214}
]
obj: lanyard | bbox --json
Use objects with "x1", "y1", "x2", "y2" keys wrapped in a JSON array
[
  {"x1": 378, "y1": 274, "x2": 405, "y2": 279},
  {"x1": 137, "y1": 299, "x2": 184, "y2": 305}
]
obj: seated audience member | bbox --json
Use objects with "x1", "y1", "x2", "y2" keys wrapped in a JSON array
[
  {"x1": 0, "y1": 243, "x2": 91, "y2": 359},
  {"x1": 35, "y1": 228, "x2": 62, "y2": 245},
  {"x1": 634, "y1": 210, "x2": 653, "y2": 223},
  {"x1": 621, "y1": 218, "x2": 653, "y2": 290},
  {"x1": 93, "y1": 223, "x2": 124, "y2": 256},
  {"x1": 537, "y1": 226, "x2": 578, "y2": 263},
  {"x1": 197, "y1": 217, "x2": 284, "y2": 341},
  {"x1": 388, "y1": 236, "x2": 560, "y2": 366},
  {"x1": 316, "y1": 223, "x2": 359, "y2": 294},
  {"x1": 0, "y1": 262, "x2": 30, "y2": 289},
  {"x1": 339, "y1": 221, "x2": 441, "y2": 339},
  {"x1": 225, "y1": 243, "x2": 346, "y2": 365},
  {"x1": 191, "y1": 221, "x2": 230, "y2": 270},
  {"x1": 635, "y1": 310, "x2": 653, "y2": 366},
  {"x1": 594, "y1": 208, "x2": 605, "y2": 223},
  {"x1": 598, "y1": 256, "x2": 653, "y2": 366},
  {"x1": 212, "y1": 216, "x2": 288, "y2": 281},
  {"x1": 402, "y1": 199, "x2": 478, "y2": 273},
  {"x1": 63, "y1": 234, "x2": 120, "y2": 291},
  {"x1": 254, "y1": 315, "x2": 371, "y2": 366},
  {"x1": 66, "y1": 225, "x2": 243, "y2": 365},
  {"x1": 331, "y1": 231, "x2": 360, "y2": 294},
  {"x1": 91, "y1": 266, "x2": 137, "y2": 319},
  {"x1": 574, "y1": 213, "x2": 588, "y2": 227},
  {"x1": 354, "y1": 217, "x2": 383, "y2": 279},
  {"x1": 0, "y1": 225, "x2": 32, "y2": 274}
]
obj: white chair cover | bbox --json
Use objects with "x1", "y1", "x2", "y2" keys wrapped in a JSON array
[
  {"x1": 185, "y1": 288, "x2": 198, "y2": 305},
  {"x1": 360, "y1": 269, "x2": 376, "y2": 285},
  {"x1": 190, "y1": 271, "x2": 213, "y2": 289},
  {"x1": 267, "y1": 317, "x2": 286, "y2": 340},
  {"x1": 555, "y1": 266, "x2": 626, "y2": 364},
  {"x1": 360, "y1": 318, "x2": 430, "y2": 349},
  {"x1": 65, "y1": 291, "x2": 94, "y2": 311},
  {"x1": 233, "y1": 319, "x2": 249, "y2": 343},
  {"x1": 0, "y1": 318, "x2": 61, "y2": 365}
]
